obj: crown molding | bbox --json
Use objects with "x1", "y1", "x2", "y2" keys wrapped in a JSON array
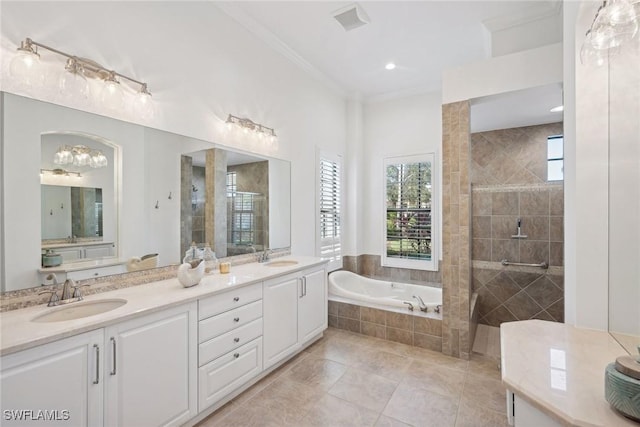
[
  {"x1": 482, "y1": 1, "x2": 562, "y2": 33},
  {"x1": 214, "y1": 2, "x2": 347, "y2": 98}
]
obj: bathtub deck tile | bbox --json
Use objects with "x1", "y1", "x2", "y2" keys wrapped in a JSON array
[
  {"x1": 386, "y1": 312, "x2": 413, "y2": 331},
  {"x1": 414, "y1": 332, "x2": 443, "y2": 352},
  {"x1": 386, "y1": 327, "x2": 413, "y2": 346},
  {"x1": 328, "y1": 300, "x2": 339, "y2": 316},
  {"x1": 414, "y1": 317, "x2": 443, "y2": 337},
  {"x1": 361, "y1": 321, "x2": 386, "y2": 339},
  {"x1": 337, "y1": 302, "x2": 361, "y2": 320},
  {"x1": 361, "y1": 307, "x2": 387, "y2": 325},
  {"x1": 337, "y1": 317, "x2": 361, "y2": 334}
]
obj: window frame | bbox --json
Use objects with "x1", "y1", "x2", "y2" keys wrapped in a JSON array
[
  {"x1": 382, "y1": 153, "x2": 438, "y2": 271},
  {"x1": 316, "y1": 150, "x2": 343, "y2": 272},
  {"x1": 547, "y1": 135, "x2": 564, "y2": 182}
]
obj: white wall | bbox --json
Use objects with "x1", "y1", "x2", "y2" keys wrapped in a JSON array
[
  {"x1": 442, "y1": 43, "x2": 563, "y2": 104},
  {"x1": 0, "y1": 1, "x2": 347, "y2": 282},
  {"x1": 569, "y1": 3, "x2": 611, "y2": 331},
  {"x1": 361, "y1": 92, "x2": 443, "y2": 260}
]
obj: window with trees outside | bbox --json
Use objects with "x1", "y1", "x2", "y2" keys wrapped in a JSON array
[
  {"x1": 317, "y1": 152, "x2": 342, "y2": 272},
  {"x1": 383, "y1": 154, "x2": 437, "y2": 271}
]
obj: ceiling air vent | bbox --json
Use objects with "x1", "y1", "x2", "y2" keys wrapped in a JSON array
[{"x1": 332, "y1": 3, "x2": 370, "y2": 32}]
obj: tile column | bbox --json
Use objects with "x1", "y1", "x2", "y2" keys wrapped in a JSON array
[{"x1": 442, "y1": 101, "x2": 472, "y2": 359}]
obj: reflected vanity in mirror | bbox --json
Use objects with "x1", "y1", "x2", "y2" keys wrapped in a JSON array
[{"x1": 1, "y1": 92, "x2": 291, "y2": 293}]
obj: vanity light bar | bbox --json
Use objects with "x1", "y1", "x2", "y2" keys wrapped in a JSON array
[
  {"x1": 225, "y1": 114, "x2": 277, "y2": 140},
  {"x1": 40, "y1": 168, "x2": 82, "y2": 178},
  {"x1": 14, "y1": 38, "x2": 151, "y2": 95}
]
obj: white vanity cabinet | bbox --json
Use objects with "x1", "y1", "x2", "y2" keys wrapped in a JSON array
[
  {"x1": 104, "y1": 302, "x2": 198, "y2": 427},
  {"x1": 0, "y1": 330, "x2": 104, "y2": 426},
  {"x1": 197, "y1": 282, "x2": 264, "y2": 412},
  {"x1": 263, "y1": 266, "x2": 327, "y2": 369}
]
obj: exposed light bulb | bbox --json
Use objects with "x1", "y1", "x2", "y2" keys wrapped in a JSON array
[
  {"x1": 10, "y1": 48, "x2": 44, "y2": 88},
  {"x1": 59, "y1": 70, "x2": 91, "y2": 100},
  {"x1": 133, "y1": 85, "x2": 154, "y2": 120},
  {"x1": 100, "y1": 75, "x2": 124, "y2": 111}
]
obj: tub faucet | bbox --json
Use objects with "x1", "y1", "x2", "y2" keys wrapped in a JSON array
[
  {"x1": 413, "y1": 295, "x2": 428, "y2": 312},
  {"x1": 403, "y1": 301, "x2": 414, "y2": 311}
]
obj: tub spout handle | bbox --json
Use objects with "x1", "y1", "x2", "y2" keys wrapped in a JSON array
[
  {"x1": 435, "y1": 304, "x2": 442, "y2": 314},
  {"x1": 403, "y1": 301, "x2": 414, "y2": 311},
  {"x1": 413, "y1": 295, "x2": 428, "y2": 312}
]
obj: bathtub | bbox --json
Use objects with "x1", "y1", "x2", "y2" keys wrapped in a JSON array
[{"x1": 329, "y1": 270, "x2": 442, "y2": 311}]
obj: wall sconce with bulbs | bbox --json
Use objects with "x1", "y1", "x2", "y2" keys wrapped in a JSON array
[
  {"x1": 225, "y1": 114, "x2": 277, "y2": 144},
  {"x1": 53, "y1": 145, "x2": 108, "y2": 168},
  {"x1": 10, "y1": 37, "x2": 154, "y2": 118},
  {"x1": 581, "y1": 0, "x2": 639, "y2": 66}
]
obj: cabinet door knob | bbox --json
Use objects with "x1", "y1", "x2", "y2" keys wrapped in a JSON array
[
  {"x1": 234, "y1": 317, "x2": 240, "y2": 322},
  {"x1": 233, "y1": 297, "x2": 240, "y2": 302},
  {"x1": 94, "y1": 272, "x2": 99, "y2": 276},
  {"x1": 234, "y1": 353, "x2": 240, "y2": 358},
  {"x1": 234, "y1": 337, "x2": 240, "y2": 343}
]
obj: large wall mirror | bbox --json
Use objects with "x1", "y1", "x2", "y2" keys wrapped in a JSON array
[
  {"x1": 608, "y1": 35, "x2": 640, "y2": 355},
  {"x1": 1, "y1": 92, "x2": 291, "y2": 292}
]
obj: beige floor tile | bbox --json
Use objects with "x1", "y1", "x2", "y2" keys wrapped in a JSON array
[
  {"x1": 300, "y1": 394, "x2": 380, "y2": 427},
  {"x1": 401, "y1": 359, "x2": 467, "y2": 399},
  {"x1": 375, "y1": 415, "x2": 414, "y2": 427},
  {"x1": 409, "y1": 347, "x2": 470, "y2": 372},
  {"x1": 282, "y1": 355, "x2": 348, "y2": 390},
  {"x1": 328, "y1": 367, "x2": 399, "y2": 412},
  {"x1": 354, "y1": 349, "x2": 412, "y2": 381},
  {"x1": 467, "y1": 353, "x2": 501, "y2": 381},
  {"x1": 383, "y1": 383, "x2": 459, "y2": 427},
  {"x1": 307, "y1": 334, "x2": 370, "y2": 366},
  {"x1": 459, "y1": 372, "x2": 507, "y2": 415},
  {"x1": 455, "y1": 401, "x2": 510, "y2": 427},
  {"x1": 213, "y1": 400, "x2": 307, "y2": 427}
]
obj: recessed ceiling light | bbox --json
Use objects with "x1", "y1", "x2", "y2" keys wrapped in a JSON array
[
  {"x1": 550, "y1": 105, "x2": 564, "y2": 112},
  {"x1": 385, "y1": 62, "x2": 396, "y2": 70}
]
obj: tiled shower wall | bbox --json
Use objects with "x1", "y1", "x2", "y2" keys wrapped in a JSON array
[{"x1": 470, "y1": 123, "x2": 564, "y2": 327}]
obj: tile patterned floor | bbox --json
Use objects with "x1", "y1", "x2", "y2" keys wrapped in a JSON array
[{"x1": 197, "y1": 327, "x2": 508, "y2": 427}]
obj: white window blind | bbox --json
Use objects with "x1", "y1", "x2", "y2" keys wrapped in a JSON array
[
  {"x1": 383, "y1": 153, "x2": 438, "y2": 271},
  {"x1": 318, "y1": 153, "x2": 342, "y2": 271}
]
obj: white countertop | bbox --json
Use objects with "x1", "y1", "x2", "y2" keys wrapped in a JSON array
[
  {"x1": 1, "y1": 256, "x2": 326, "y2": 356},
  {"x1": 501, "y1": 320, "x2": 636, "y2": 427},
  {"x1": 39, "y1": 257, "x2": 127, "y2": 273}
]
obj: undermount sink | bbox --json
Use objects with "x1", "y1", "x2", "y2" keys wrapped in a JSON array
[
  {"x1": 264, "y1": 260, "x2": 299, "y2": 267},
  {"x1": 32, "y1": 299, "x2": 128, "y2": 323}
]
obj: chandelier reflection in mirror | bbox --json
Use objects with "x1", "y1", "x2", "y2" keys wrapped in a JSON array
[
  {"x1": 225, "y1": 114, "x2": 278, "y2": 145},
  {"x1": 54, "y1": 145, "x2": 108, "y2": 169},
  {"x1": 10, "y1": 38, "x2": 154, "y2": 119},
  {"x1": 581, "y1": 0, "x2": 639, "y2": 66}
]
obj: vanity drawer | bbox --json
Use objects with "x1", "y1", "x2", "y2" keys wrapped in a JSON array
[
  {"x1": 199, "y1": 300, "x2": 262, "y2": 343},
  {"x1": 198, "y1": 282, "x2": 262, "y2": 320},
  {"x1": 198, "y1": 337, "x2": 263, "y2": 412},
  {"x1": 199, "y1": 318, "x2": 262, "y2": 367}
]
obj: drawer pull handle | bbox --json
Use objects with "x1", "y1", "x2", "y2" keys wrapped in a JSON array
[
  {"x1": 234, "y1": 353, "x2": 240, "y2": 358},
  {"x1": 233, "y1": 297, "x2": 240, "y2": 302},
  {"x1": 234, "y1": 317, "x2": 240, "y2": 322},
  {"x1": 93, "y1": 344, "x2": 100, "y2": 385},
  {"x1": 234, "y1": 337, "x2": 240, "y2": 343},
  {"x1": 94, "y1": 272, "x2": 99, "y2": 276}
]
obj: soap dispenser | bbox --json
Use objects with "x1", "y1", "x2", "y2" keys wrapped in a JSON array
[
  {"x1": 202, "y1": 243, "x2": 218, "y2": 273},
  {"x1": 183, "y1": 241, "x2": 201, "y2": 264}
]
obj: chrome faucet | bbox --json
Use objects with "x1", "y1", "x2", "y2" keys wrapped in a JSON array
[
  {"x1": 61, "y1": 279, "x2": 76, "y2": 300},
  {"x1": 403, "y1": 301, "x2": 414, "y2": 311},
  {"x1": 39, "y1": 278, "x2": 89, "y2": 307},
  {"x1": 257, "y1": 249, "x2": 271, "y2": 263},
  {"x1": 413, "y1": 295, "x2": 428, "y2": 312}
]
